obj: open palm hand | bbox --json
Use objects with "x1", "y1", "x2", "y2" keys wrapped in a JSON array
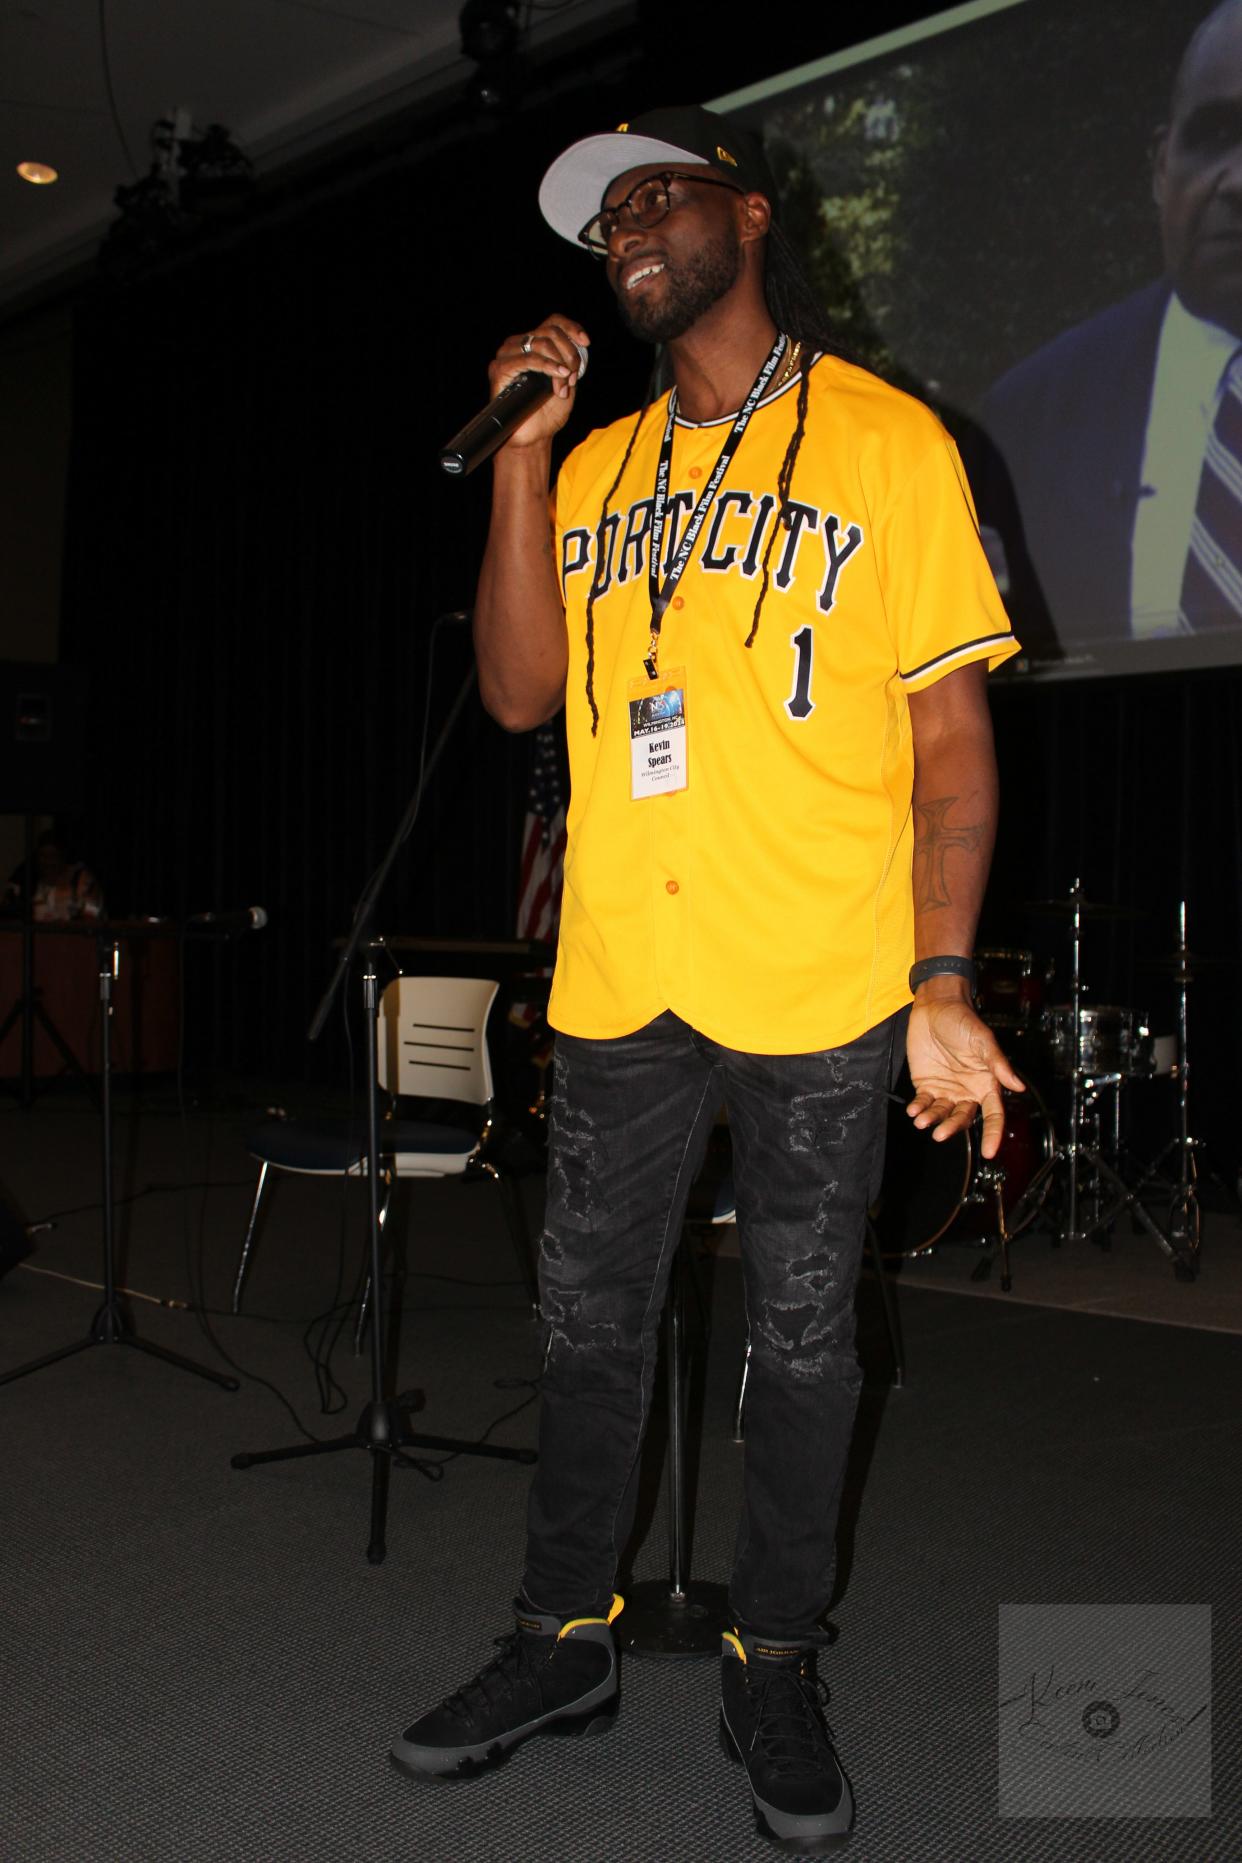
[{"x1": 906, "y1": 997, "x2": 1025, "y2": 1158}]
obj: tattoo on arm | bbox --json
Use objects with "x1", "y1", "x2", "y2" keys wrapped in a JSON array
[{"x1": 913, "y1": 795, "x2": 984, "y2": 910}]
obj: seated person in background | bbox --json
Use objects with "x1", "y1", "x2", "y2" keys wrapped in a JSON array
[{"x1": 5, "y1": 829, "x2": 105, "y2": 922}]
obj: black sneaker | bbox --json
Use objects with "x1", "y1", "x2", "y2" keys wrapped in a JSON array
[
  {"x1": 390, "y1": 1598, "x2": 622, "y2": 1779},
  {"x1": 719, "y1": 1629, "x2": 854, "y2": 1850}
]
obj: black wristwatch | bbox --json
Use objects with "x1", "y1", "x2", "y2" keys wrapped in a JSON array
[{"x1": 909, "y1": 955, "x2": 976, "y2": 992}]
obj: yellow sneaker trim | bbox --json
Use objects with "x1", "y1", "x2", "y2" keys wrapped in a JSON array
[
  {"x1": 557, "y1": 1594, "x2": 624, "y2": 1638},
  {"x1": 722, "y1": 1630, "x2": 747, "y2": 1664}
]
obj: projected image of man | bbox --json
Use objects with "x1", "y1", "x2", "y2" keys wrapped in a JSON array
[{"x1": 980, "y1": 0, "x2": 1242, "y2": 644}]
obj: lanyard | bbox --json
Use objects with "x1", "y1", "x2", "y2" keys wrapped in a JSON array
[{"x1": 643, "y1": 331, "x2": 788, "y2": 679}]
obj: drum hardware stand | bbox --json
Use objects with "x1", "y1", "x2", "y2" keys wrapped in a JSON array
[
  {"x1": 0, "y1": 930, "x2": 239, "y2": 1392},
  {"x1": 967, "y1": 1170, "x2": 1015, "y2": 1292},
  {"x1": 1070, "y1": 1071, "x2": 1124, "y2": 1247},
  {"x1": 1007, "y1": 882, "x2": 1195, "y2": 1278},
  {"x1": 1131, "y1": 902, "x2": 1219, "y2": 1277}
]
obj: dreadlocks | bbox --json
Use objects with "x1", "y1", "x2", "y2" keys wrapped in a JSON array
[
  {"x1": 742, "y1": 220, "x2": 847, "y2": 652},
  {"x1": 580, "y1": 214, "x2": 840, "y2": 731}
]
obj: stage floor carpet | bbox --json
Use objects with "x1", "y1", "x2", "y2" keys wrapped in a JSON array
[{"x1": 0, "y1": 1082, "x2": 1237, "y2": 1861}]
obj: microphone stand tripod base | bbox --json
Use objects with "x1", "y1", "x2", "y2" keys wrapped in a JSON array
[
  {"x1": 618, "y1": 1579, "x2": 730, "y2": 1659},
  {"x1": 230, "y1": 1397, "x2": 537, "y2": 1566},
  {"x1": 0, "y1": 934, "x2": 238, "y2": 1394},
  {"x1": 230, "y1": 663, "x2": 540, "y2": 1565}
]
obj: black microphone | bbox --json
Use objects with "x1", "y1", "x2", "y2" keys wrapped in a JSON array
[
  {"x1": 439, "y1": 344, "x2": 588, "y2": 478},
  {"x1": 185, "y1": 907, "x2": 269, "y2": 935}
]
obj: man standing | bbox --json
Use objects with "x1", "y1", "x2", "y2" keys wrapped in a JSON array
[
  {"x1": 980, "y1": 0, "x2": 1242, "y2": 646},
  {"x1": 392, "y1": 106, "x2": 1020, "y2": 1850}
]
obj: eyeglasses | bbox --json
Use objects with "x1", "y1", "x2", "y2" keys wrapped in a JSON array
[{"x1": 577, "y1": 170, "x2": 743, "y2": 257}]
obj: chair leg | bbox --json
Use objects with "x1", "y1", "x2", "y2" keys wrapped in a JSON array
[
  {"x1": 353, "y1": 1174, "x2": 393, "y2": 1356},
  {"x1": 866, "y1": 1216, "x2": 905, "y2": 1389},
  {"x1": 232, "y1": 1162, "x2": 271, "y2": 1315},
  {"x1": 494, "y1": 1168, "x2": 541, "y2": 1317},
  {"x1": 732, "y1": 1338, "x2": 750, "y2": 1444}
]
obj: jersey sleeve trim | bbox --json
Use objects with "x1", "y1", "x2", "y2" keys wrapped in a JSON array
[{"x1": 899, "y1": 630, "x2": 1018, "y2": 688}]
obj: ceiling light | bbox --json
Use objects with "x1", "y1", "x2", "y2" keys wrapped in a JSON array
[
  {"x1": 17, "y1": 162, "x2": 58, "y2": 186},
  {"x1": 459, "y1": 0, "x2": 520, "y2": 63}
]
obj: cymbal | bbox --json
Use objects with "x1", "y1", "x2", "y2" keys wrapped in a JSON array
[
  {"x1": 1137, "y1": 950, "x2": 1235, "y2": 971},
  {"x1": 1023, "y1": 896, "x2": 1143, "y2": 920}
]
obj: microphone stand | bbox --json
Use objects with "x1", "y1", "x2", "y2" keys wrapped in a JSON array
[
  {"x1": 230, "y1": 650, "x2": 536, "y2": 1565},
  {"x1": 0, "y1": 926, "x2": 239, "y2": 1392}
]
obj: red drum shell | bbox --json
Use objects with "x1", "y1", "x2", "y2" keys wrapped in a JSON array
[{"x1": 872, "y1": 1088, "x2": 1053, "y2": 1256}]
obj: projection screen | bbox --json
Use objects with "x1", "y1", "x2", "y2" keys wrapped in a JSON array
[{"x1": 716, "y1": 0, "x2": 1241, "y2": 681}]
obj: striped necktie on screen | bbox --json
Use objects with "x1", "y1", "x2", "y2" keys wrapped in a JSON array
[{"x1": 1179, "y1": 347, "x2": 1242, "y2": 632}]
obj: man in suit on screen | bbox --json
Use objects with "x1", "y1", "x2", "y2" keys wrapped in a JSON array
[{"x1": 979, "y1": 0, "x2": 1242, "y2": 647}]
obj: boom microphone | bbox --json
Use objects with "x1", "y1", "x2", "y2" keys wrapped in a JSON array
[
  {"x1": 439, "y1": 343, "x2": 588, "y2": 478},
  {"x1": 185, "y1": 907, "x2": 269, "y2": 935}
]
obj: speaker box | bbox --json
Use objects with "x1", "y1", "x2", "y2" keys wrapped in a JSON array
[{"x1": 0, "y1": 661, "x2": 87, "y2": 817}]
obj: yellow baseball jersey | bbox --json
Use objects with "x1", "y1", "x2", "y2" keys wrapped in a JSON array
[{"x1": 548, "y1": 353, "x2": 1018, "y2": 1054}]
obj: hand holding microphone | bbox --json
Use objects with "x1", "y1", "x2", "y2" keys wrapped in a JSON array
[{"x1": 439, "y1": 316, "x2": 589, "y2": 477}]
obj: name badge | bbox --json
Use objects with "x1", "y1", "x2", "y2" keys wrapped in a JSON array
[{"x1": 627, "y1": 668, "x2": 688, "y2": 800}]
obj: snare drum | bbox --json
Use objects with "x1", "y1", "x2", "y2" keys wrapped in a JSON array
[
  {"x1": 1041, "y1": 1004, "x2": 1151, "y2": 1078},
  {"x1": 872, "y1": 1088, "x2": 1054, "y2": 1256},
  {"x1": 973, "y1": 948, "x2": 1044, "y2": 1030}
]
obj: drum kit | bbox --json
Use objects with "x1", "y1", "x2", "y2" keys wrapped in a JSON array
[{"x1": 875, "y1": 880, "x2": 1209, "y2": 1290}]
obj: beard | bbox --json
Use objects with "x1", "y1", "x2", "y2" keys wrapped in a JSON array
[{"x1": 616, "y1": 228, "x2": 742, "y2": 343}]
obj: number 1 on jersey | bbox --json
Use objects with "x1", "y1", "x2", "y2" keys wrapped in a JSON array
[{"x1": 785, "y1": 625, "x2": 815, "y2": 720}]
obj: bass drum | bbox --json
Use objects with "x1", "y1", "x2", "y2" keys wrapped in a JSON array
[{"x1": 872, "y1": 1086, "x2": 1054, "y2": 1257}]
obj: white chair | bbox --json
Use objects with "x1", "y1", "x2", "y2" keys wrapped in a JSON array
[{"x1": 230, "y1": 975, "x2": 539, "y2": 1324}]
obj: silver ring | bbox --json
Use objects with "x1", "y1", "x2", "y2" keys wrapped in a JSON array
[{"x1": 521, "y1": 334, "x2": 534, "y2": 355}]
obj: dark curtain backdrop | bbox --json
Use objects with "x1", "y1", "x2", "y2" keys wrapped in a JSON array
[
  {"x1": 59, "y1": 78, "x2": 656, "y2": 1087},
  {"x1": 54, "y1": 11, "x2": 1242, "y2": 1177}
]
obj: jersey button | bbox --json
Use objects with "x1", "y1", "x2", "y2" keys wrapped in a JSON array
[
  {"x1": 672, "y1": 596, "x2": 685, "y2": 610},
  {"x1": 688, "y1": 466, "x2": 702, "y2": 480},
  {"x1": 665, "y1": 879, "x2": 680, "y2": 895}
]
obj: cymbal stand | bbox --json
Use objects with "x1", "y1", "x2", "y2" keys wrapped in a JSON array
[
  {"x1": 1132, "y1": 901, "x2": 1215, "y2": 1271},
  {"x1": 0, "y1": 930, "x2": 239, "y2": 1391},
  {"x1": 1006, "y1": 881, "x2": 1195, "y2": 1278}
]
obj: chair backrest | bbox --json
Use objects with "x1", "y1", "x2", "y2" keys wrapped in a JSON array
[{"x1": 377, "y1": 976, "x2": 499, "y2": 1106}]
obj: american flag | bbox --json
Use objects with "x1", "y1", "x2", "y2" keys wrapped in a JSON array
[{"x1": 512, "y1": 722, "x2": 567, "y2": 1025}]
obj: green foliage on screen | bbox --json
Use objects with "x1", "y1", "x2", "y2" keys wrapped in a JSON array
[{"x1": 739, "y1": 0, "x2": 1202, "y2": 417}]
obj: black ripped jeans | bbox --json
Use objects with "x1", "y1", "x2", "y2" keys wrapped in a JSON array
[{"x1": 522, "y1": 1007, "x2": 903, "y2": 1644}]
